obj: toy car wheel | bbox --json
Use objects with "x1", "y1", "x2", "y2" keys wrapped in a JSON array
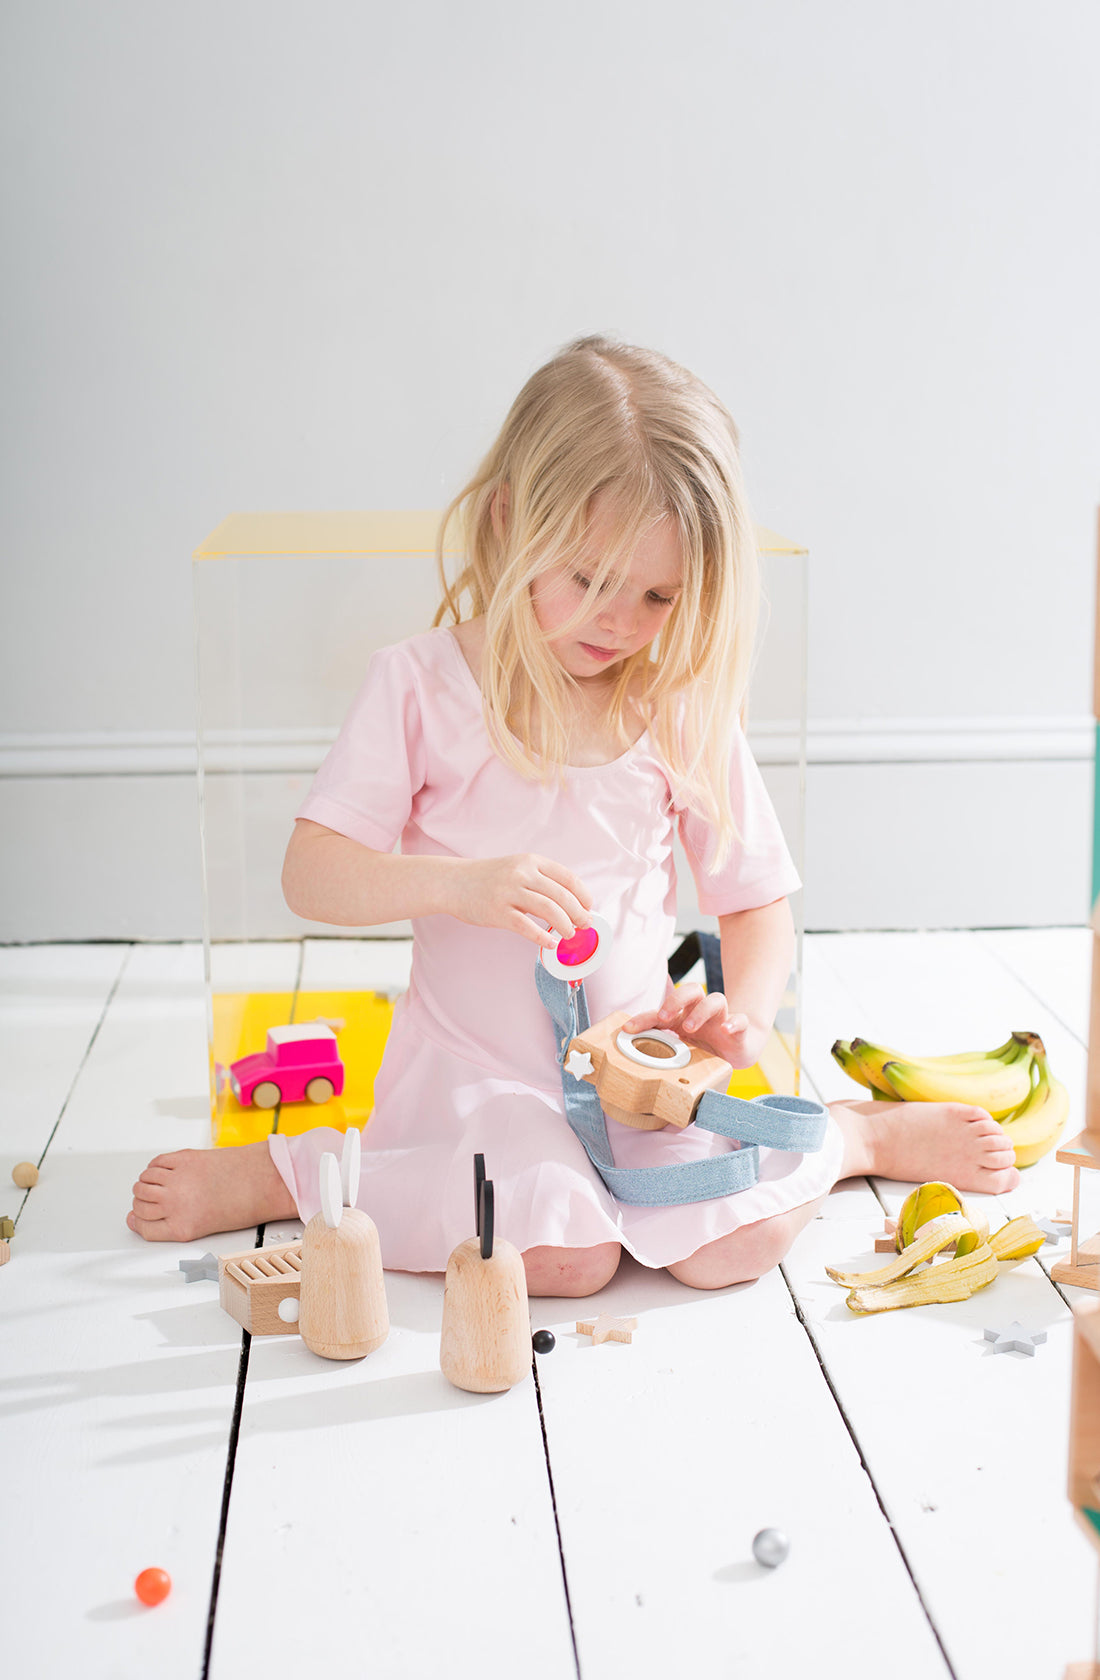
[
  {"x1": 305, "y1": 1077, "x2": 335, "y2": 1104},
  {"x1": 252, "y1": 1081, "x2": 281, "y2": 1109}
]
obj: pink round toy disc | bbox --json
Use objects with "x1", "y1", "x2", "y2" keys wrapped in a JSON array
[{"x1": 556, "y1": 925, "x2": 599, "y2": 967}]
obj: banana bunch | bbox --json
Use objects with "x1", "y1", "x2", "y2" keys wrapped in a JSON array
[
  {"x1": 831, "y1": 1031, "x2": 1069, "y2": 1167},
  {"x1": 826, "y1": 1180, "x2": 1045, "y2": 1315}
]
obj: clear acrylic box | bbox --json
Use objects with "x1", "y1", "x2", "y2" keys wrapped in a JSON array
[{"x1": 193, "y1": 514, "x2": 807, "y2": 1144}]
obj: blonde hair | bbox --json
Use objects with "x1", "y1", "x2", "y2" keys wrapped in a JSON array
[{"x1": 433, "y1": 335, "x2": 759, "y2": 864}]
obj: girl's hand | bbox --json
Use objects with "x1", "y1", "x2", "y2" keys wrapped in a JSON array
[
  {"x1": 448, "y1": 854, "x2": 594, "y2": 950},
  {"x1": 623, "y1": 980, "x2": 766, "y2": 1071}
]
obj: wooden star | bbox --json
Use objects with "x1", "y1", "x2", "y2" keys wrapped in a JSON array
[
  {"x1": 564, "y1": 1049, "x2": 594, "y2": 1080},
  {"x1": 983, "y1": 1321, "x2": 1048, "y2": 1356},
  {"x1": 576, "y1": 1313, "x2": 638, "y2": 1345}
]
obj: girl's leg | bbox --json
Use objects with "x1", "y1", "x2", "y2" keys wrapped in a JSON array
[
  {"x1": 522, "y1": 1242, "x2": 622, "y2": 1297},
  {"x1": 668, "y1": 1096, "x2": 1022, "y2": 1291},
  {"x1": 831, "y1": 1096, "x2": 1020, "y2": 1193},
  {"x1": 667, "y1": 1199, "x2": 826, "y2": 1290},
  {"x1": 127, "y1": 1141, "x2": 296, "y2": 1243}
]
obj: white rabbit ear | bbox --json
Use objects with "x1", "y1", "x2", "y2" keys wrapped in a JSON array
[
  {"x1": 340, "y1": 1127, "x2": 361, "y2": 1208},
  {"x1": 318, "y1": 1153, "x2": 343, "y2": 1228}
]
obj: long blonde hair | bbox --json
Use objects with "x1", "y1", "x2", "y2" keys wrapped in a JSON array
[{"x1": 433, "y1": 335, "x2": 759, "y2": 864}]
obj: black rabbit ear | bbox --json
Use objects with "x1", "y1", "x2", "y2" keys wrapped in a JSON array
[
  {"x1": 473, "y1": 1154, "x2": 486, "y2": 1234},
  {"x1": 479, "y1": 1178, "x2": 494, "y2": 1261}
]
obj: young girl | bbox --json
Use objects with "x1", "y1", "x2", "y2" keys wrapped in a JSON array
[{"x1": 128, "y1": 335, "x2": 1020, "y2": 1292}]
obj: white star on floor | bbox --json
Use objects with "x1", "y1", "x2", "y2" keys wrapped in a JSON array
[
  {"x1": 564, "y1": 1049, "x2": 594, "y2": 1080},
  {"x1": 983, "y1": 1321, "x2": 1048, "y2": 1356},
  {"x1": 179, "y1": 1252, "x2": 220, "y2": 1283},
  {"x1": 1035, "y1": 1216, "x2": 1070, "y2": 1244}
]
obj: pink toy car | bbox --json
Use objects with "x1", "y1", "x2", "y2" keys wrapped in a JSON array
[{"x1": 228, "y1": 1022, "x2": 345, "y2": 1109}]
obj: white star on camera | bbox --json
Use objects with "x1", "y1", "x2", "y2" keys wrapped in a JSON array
[{"x1": 564, "y1": 1049, "x2": 594, "y2": 1080}]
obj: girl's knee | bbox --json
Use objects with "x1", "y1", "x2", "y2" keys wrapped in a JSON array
[
  {"x1": 667, "y1": 1216, "x2": 791, "y2": 1291},
  {"x1": 522, "y1": 1241, "x2": 621, "y2": 1298}
]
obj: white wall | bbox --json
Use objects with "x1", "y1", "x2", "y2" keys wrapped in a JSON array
[{"x1": 2, "y1": 1, "x2": 1098, "y2": 937}]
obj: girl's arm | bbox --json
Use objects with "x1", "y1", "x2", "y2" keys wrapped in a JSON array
[
  {"x1": 624, "y1": 896, "x2": 794, "y2": 1070},
  {"x1": 282, "y1": 819, "x2": 592, "y2": 950},
  {"x1": 717, "y1": 897, "x2": 795, "y2": 1061}
]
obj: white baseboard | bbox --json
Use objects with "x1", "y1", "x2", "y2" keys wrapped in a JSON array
[{"x1": 0, "y1": 718, "x2": 1091, "y2": 940}]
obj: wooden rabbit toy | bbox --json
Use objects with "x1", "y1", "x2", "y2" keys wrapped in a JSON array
[
  {"x1": 299, "y1": 1129, "x2": 389, "y2": 1360},
  {"x1": 440, "y1": 1156, "x2": 530, "y2": 1394}
]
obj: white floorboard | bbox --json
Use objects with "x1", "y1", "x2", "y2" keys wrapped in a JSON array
[
  {"x1": 3, "y1": 931, "x2": 1098, "y2": 1678},
  {"x1": 1, "y1": 944, "x2": 258, "y2": 1677},
  {"x1": 535, "y1": 1243, "x2": 948, "y2": 1680}
]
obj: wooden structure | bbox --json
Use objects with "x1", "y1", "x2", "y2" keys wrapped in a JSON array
[
  {"x1": 1065, "y1": 1302, "x2": 1100, "y2": 1679},
  {"x1": 1054, "y1": 513, "x2": 1100, "y2": 1293}
]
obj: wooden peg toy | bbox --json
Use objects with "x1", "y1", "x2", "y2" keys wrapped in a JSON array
[
  {"x1": 299, "y1": 1136, "x2": 389, "y2": 1360},
  {"x1": 0, "y1": 1239, "x2": 10, "y2": 1266},
  {"x1": 440, "y1": 1155, "x2": 531, "y2": 1394},
  {"x1": 875, "y1": 1216, "x2": 898, "y2": 1254},
  {"x1": 567, "y1": 1010, "x2": 732, "y2": 1131},
  {"x1": 218, "y1": 1242, "x2": 303, "y2": 1336}
]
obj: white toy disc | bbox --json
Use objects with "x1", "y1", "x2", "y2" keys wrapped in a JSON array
[
  {"x1": 615, "y1": 1027, "x2": 691, "y2": 1070},
  {"x1": 277, "y1": 1296, "x2": 300, "y2": 1323},
  {"x1": 340, "y1": 1126, "x2": 361, "y2": 1208},
  {"x1": 319, "y1": 1152, "x2": 343, "y2": 1228},
  {"x1": 539, "y1": 912, "x2": 612, "y2": 981}
]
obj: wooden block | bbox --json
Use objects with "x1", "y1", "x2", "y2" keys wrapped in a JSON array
[
  {"x1": 0, "y1": 1238, "x2": 9, "y2": 1266},
  {"x1": 874, "y1": 1234, "x2": 897, "y2": 1253},
  {"x1": 569, "y1": 1010, "x2": 732, "y2": 1131},
  {"x1": 1052, "y1": 1258, "x2": 1100, "y2": 1291},
  {"x1": 218, "y1": 1242, "x2": 303, "y2": 1336},
  {"x1": 440, "y1": 1236, "x2": 530, "y2": 1393},
  {"x1": 1057, "y1": 1131, "x2": 1100, "y2": 1171}
]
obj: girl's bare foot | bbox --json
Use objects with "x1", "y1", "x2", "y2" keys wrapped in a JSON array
[
  {"x1": 127, "y1": 1141, "x2": 297, "y2": 1243},
  {"x1": 834, "y1": 1098, "x2": 1021, "y2": 1195}
]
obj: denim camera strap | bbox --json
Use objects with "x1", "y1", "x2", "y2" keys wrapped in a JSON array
[{"x1": 535, "y1": 960, "x2": 828, "y2": 1209}]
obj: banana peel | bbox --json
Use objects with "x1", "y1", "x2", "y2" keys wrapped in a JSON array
[{"x1": 826, "y1": 1180, "x2": 1045, "y2": 1315}]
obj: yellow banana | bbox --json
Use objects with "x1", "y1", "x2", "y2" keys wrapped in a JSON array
[
  {"x1": 998, "y1": 1048, "x2": 1070, "y2": 1168},
  {"x1": 826, "y1": 1212, "x2": 974, "y2": 1288},
  {"x1": 845, "y1": 1242, "x2": 999, "y2": 1314},
  {"x1": 831, "y1": 1040, "x2": 878, "y2": 1091},
  {"x1": 833, "y1": 1034, "x2": 1032, "y2": 1100},
  {"x1": 988, "y1": 1214, "x2": 1045, "y2": 1261},
  {"x1": 880, "y1": 1035, "x2": 1034, "y2": 1118},
  {"x1": 894, "y1": 1180, "x2": 987, "y2": 1256},
  {"x1": 824, "y1": 1182, "x2": 1045, "y2": 1314}
]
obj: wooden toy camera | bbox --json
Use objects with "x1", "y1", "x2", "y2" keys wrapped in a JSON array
[{"x1": 568, "y1": 1010, "x2": 733, "y2": 1130}]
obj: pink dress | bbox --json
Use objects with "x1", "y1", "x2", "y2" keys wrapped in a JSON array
[{"x1": 269, "y1": 628, "x2": 843, "y2": 1270}]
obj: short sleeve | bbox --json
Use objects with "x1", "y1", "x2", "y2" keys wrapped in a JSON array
[
  {"x1": 296, "y1": 644, "x2": 426, "y2": 852},
  {"x1": 676, "y1": 726, "x2": 801, "y2": 916}
]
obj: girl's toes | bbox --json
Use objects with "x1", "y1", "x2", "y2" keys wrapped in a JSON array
[
  {"x1": 963, "y1": 1111, "x2": 1003, "y2": 1137},
  {"x1": 128, "y1": 1210, "x2": 168, "y2": 1240}
]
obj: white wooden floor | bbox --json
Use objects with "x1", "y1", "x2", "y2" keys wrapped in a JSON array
[{"x1": 3, "y1": 930, "x2": 1099, "y2": 1680}]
